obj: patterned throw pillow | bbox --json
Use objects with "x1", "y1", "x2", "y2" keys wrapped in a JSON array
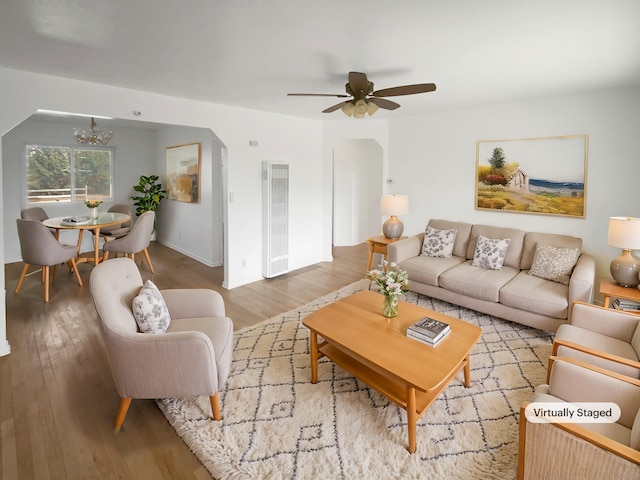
[
  {"x1": 472, "y1": 235, "x2": 511, "y2": 270},
  {"x1": 421, "y1": 226, "x2": 457, "y2": 258},
  {"x1": 529, "y1": 243, "x2": 580, "y2": 285},
  {"x1": 132, "y1": 280, "x2": 171, "y2": 334}
]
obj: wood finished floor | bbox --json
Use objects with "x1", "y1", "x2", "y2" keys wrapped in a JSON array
[{"x1": 0, "y1": 241, "x2": 370, "y2": 480}]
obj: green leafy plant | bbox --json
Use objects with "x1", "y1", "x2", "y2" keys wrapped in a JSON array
[{"x1": 131, "y1": 174, "x2": 167, "y2": 217}]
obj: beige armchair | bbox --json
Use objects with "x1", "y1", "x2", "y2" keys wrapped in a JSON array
[
  {"x1": 15, "y1": 219, "x2": 83, "y2": 302},
  {"x1": 102, "y1": 210, "x2": 155, "y2": 273},
  {"x1": 518, "y1": 356, "x2": 640, "y2": 480},
  {"x1": 553, "y1": 301, "x2": 640, "y2": 379},
  {"x1": 90, "y1": 257, "x2": 234, "y2": 430}
]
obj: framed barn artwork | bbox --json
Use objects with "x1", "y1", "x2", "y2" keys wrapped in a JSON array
[
  {"x1": 475, "y1": 135, "x2": 588, "y2": 218},
  {"x1": 165, "y1": 142, "x2": 201, "y2": 203}
]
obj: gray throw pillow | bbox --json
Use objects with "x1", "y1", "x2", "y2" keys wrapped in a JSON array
[
  {"x1": 421, "y1": 226, "x2": 457, "y2": 258},
  {"x1": 529, "y1": 243, "x2": 580, "y2": 285},
  {"x1": 472, "y1": 235, "x2": 511, "y2": 270},
  {"x1": 132, "y1": 280, "x2": 171, "y2": 334}
]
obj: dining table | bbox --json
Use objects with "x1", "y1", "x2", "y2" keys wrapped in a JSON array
[{"x1": 43, "y1": 212, "x2": 131, "y2": 267}]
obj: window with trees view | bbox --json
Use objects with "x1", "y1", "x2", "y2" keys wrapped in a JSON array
[{"x1": 26, "y1": 145, "x2": 113, "y2": 204}]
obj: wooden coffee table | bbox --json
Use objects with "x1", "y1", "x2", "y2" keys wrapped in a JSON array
[{"x1": 302, "y1": 290, "x2": 482, "y2": 453}]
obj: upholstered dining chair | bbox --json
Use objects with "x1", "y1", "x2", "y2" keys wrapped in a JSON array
[
  {"x1": 15, "y1": 219, "x2": 83, "y2": 302},
  {"x1": 90, "y1": 257, "x2": 234, "y2": 430},
  {"x1": 102, "y1": 210, "x2": 155, "y2": 273},
  {"x1": 21, "y1": 206, "x2": 55, "y2": 234},
  {"x1": 98, "y1": 204, "x2": 132, "y2": 240}
]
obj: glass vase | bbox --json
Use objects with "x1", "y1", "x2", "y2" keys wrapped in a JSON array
[
  {"x1": 89, "y1": 207, "x2": 98, "y2": 219},
  {"x1": 382, "y1": 294, "x2": 399, "y2": 318}
]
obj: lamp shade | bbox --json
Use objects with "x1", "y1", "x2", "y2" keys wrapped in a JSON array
[
  {"x1": 607, "y1": 217, "x2": 640, "y2": 249},
  {"x1": 380, "y1": 194, "x2": 410, "y2": 216}
]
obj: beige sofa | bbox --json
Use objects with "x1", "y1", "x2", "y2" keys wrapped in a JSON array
[{"x1": 387, "y1": 219, "x2": 596, "y2": 333}]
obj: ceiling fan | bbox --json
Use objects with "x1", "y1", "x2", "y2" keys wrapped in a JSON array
[{"x1": 287, "y1": 71, "x2": 436, "y2": 117}]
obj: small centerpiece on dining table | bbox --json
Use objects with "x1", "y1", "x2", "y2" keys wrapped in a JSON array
[
  {"x1": 85, "y1": 199, "x2": 103, "y2": 219},
  {"x1": 366, "y1": 261, "x2": 410, "y2": 318}
]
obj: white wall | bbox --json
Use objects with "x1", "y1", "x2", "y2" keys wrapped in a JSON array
[
  {"x1": 387, "y1": 87, "x2": 640, "y2": 297},
  {"x1": 154, "y1": 126, "x2": 224, "y2": 267},
  {"x1": 333, "y1": 139, "x2": 383, "y2": 246},
  {"x1": 323, "y1": 120, "x2": 389, "y2": 260}
]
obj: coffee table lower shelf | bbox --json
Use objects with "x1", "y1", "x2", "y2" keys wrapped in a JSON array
[{"x1": 316, "y1": 340, "x2": 470, "y2": 453}]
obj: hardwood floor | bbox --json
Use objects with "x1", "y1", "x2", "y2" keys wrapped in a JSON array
[{"x1": 0, "y1": 241, "x2": 370, "y2": 480}]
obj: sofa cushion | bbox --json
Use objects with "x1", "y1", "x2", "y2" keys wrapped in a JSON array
[
  {"x1": 427, "y1": 219, "x2": 472, "y2": 259},
  {"x1": 421, "y1": 225, "x2": 457, "y2": 258},
  {"x1": 472, "y1": 235, "x2": 511, "y2": 270},
  {"x1": 521, "y1": 232, "x2": 582, "y2": 270},
  {"x1": 439, "y1": 260, "x2": 519, "y2": 302},
  {"x1": 499, "y1": 271, "x2": 569, "y2": 319},
  {"x1": 466, "y1": 224, "x2": 526, "y2": 268},
  {"x1": 132, "y1": 280, "x2": 171, "y2": 334},
  {"x1": 398, "y1": 255, "x2": 465, "y2": 287},
  {"x1": 529, "y1": 243, "x2": 580, "y2": 285}
]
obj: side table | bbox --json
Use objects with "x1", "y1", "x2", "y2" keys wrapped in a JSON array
[
  {"x1": 599, "y1": 277, "x2": 640, "y2": 314},
  {"x1": 366, "y1": 235, "x2": 407, "y2": 271}
]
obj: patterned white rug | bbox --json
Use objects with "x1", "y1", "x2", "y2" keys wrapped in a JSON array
[{"x1": 157, "y1": 279, "x2": 553, "y2": 480}]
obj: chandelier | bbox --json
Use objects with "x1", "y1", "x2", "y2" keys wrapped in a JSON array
[
  {"x1": 74, "y1": 117, "x2": 113, "y2": 145},
  {"x1": 341, "y1": 99, "x2": 379, "y2": 118}
]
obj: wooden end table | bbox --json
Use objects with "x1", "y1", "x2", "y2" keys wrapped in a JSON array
[
  {"x1": 600, "y1": 277, "x2": 640, "y2": 314},
  {"x1": 302, "y1": 290, "x2": 482, "y2": 453},
  {"x1": 366, "y1": 235, "x2": 407, "y2": 271}
]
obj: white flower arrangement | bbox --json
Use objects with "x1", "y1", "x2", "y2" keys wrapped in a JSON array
[{"x1": 366, "y1": 261, "x2": 409, "y2": 297}]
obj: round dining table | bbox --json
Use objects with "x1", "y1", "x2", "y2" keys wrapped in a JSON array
[{"x1": 43, "y1": 212, "x2": 131, "y2": 267}]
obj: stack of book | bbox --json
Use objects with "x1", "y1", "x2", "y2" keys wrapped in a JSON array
[
  {"x1": 407, "y1": 316, "x2": 451, "y2": 346},
  {"x1": 612, "y1": 298, "x2": 640, "y2": 312}
]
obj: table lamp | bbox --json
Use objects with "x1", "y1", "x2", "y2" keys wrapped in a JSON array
[
  {"x1": 607, "y1": 216, "x2": 640, "y2": 287},
  {"x1": 380, "y1": 194, "x2": 409, "y2": 240}
]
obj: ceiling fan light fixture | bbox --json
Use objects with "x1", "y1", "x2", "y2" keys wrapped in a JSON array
[
  {"x1": 354, "y1": 99, "x2": 368, "y2": 115},
  {"x1": 367, "y1": 101, "x2": 379, "y2": 116},
  {"x1": 341, "y1": 102, "x2": 355, "y2": 117},
  {"x1": 353, "y1": 110, "x2": 365, "y2": 119}
]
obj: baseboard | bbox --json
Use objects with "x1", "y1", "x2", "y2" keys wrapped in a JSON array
[{"x1": 156, "y1": 240, "x2": 221, "y2": 268}]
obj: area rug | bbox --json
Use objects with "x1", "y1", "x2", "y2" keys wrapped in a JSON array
[{"x1": 157, "y1": 279, "x2": 554, "y2": 480}]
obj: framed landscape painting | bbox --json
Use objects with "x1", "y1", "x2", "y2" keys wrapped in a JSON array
[
  {"x1": 166, "y1": 142, "x2": 201, "y2": 203},
  {"x1": 475, "y1": 135, "x2": 588, "y2": 218}
]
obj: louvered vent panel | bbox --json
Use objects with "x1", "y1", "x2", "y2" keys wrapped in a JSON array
[{"x1": 263, "y1": 162, "x2": 289, "y2": 278}]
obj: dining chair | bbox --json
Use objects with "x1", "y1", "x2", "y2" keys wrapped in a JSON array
[
  {"x1": 15, "y1": 219, "x2": 83, "y2": 302},
  {"x1": 98, "y1": 204, "x2": 132, "y2": 241},
  {"x1": 102, "y1": 211, "x2": 155, "y2": 273},
  {"x1": 21, "y1": 206, "x2": 56, "y2": 234},
  {"x1": 90, "y1": 257, "x2": 233, "y2": 430}
]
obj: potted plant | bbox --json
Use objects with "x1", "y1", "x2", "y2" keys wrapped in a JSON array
[{"x1": 131, "y1": 174, "x2": 167, "y2": 237}]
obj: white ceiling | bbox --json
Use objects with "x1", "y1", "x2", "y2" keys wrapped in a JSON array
[{"x1": 2, "y1": 0, "x2": 640, "y2": 122}]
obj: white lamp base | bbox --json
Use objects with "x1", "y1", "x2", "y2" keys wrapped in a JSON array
[
  {"x1": 610, "y1": 249, "x2": 640, "y2": 287},
  {"x1": 382, "y1": 216, "x2": 404, "y2": 240}
]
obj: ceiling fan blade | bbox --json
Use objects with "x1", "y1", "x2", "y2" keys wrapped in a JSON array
[
  {"x1": 323, "y1": 101, "x2": 350, "y2": 113},
  {"x1": 348, "y1": 72, "x2": 370, "y2": 93},
  {"x1": 369, "y1": 97, "x2": 401, "y2": 110},
  {"x1": 287, "y1": 93, "x2": 350, "y2": 97},
  {"x1": 372, "y1": 83, "x2": 436, "y2": 97}
]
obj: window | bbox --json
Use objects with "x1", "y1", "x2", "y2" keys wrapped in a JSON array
[{"x1": 26, "y1": 145, "x2": 113, "y2": 204}]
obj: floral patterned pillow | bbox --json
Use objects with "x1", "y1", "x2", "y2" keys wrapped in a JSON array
[
  {"x1": 421, "y1": 226, "x2": 457, "y2": 258},
  {"x1": 472, "y1": 235, "x2": 511, "y2": 270},
  {"x1": 132, "y1": 280, "x2": 171, "y2": 334},
  {"x1": 529, "y1": 243, "x2": 580, "y2": 285}
]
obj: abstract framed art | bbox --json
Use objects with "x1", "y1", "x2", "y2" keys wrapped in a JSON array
[
  {"x1": 165, "y1": 142, "x2": 201, "y2": 203},
  {"x1": 475, "y1": 134, "x2": 588, "y2": 218}
]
